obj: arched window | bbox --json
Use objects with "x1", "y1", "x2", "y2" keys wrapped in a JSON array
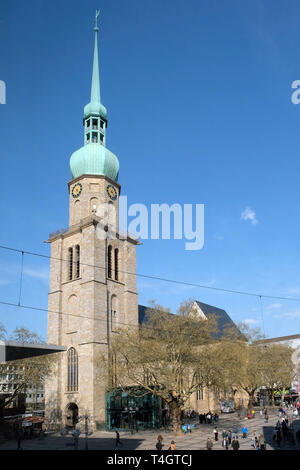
[
  {"x1": 107, "y1": 245, "x2": 112, "y2": 279},
  {"x1": 68, "y1": 248, "x2": 73, "y2": 281},
  {"x1": 114, "y1": 248, "x2": 119, "y2": 281},
  {"x1": 67, "y1": 348, "x2": 78, "y2": 392},
  {"x1": 89, "y1": 197, "x2": 98, "y2": 215},
  {"x1": 75, "y1": 245, "x2": 80, "y2": 279}
]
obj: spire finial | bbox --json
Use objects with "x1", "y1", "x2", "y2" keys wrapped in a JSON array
[{"x1": 94, "y1": 9, "x2": 100, "y2": 32}]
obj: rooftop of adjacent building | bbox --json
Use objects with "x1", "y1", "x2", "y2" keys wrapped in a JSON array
[{"x1": 138, "y1": 300, "x2": 241, "y2": 338}]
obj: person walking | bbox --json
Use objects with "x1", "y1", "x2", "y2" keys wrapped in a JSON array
[
  {"x1": 213, "y1": 427, "x2": 219, "y2": 441},
  {"x1": 233, "y1": 427, "x2": 238, "y2": 439},
  {"x1": 254, "y1": 437, "x2": 260, "y2": 450},
  {"x1": 232, "y1": 438, "x2": 240, "y2": 450},
  {"x1": 251, "y1": 430, "x2": 257, "y2": 448},
  {"x1": 276, "y1": 429, "x2": 282, "y2": 448},
  {"x1": 206, "y1": 437, "x2": 213, "y2": 450},
  {"x1": 259, "y1": 434, "x2": 266, "y2": 450},
  {"x1": 222, "y1": 435, "x2": 229, "y2": 450},
  {"x1": 156, "y1": 434, "x2": 164, "y2": 450},
  {"x1": 168, "y1": 440, "x2": 176, "y2": 450},
  {"x1": 115, "y1": 430, "x2": 123, "y2": 448},
  {"x1": 227, "y1": 429, "x2": 232, "y2": 445},
  {"x1": 241, "y1": 425, "x2": 248, "y2": 439},
  {"x1": 260, "y1": 409, "x2": 263, "y2": 419},
  {"x1": 15, "y1": 428, "x2": 23, "y2": 451}
]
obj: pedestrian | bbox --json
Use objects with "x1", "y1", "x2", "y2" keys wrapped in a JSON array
[
  {"x1": 222, "y1": 429, "x2": 227, "y2": 439},
  {"x1": 241, "y1": 425, "x2": 248, "y2": 438},
  {"x1": 227, "y1": 429, "x2": 232, "y2": 445},
  {"x1": 169, "y1": 440, "x2": 176, "y2": 450},
  {"x1": 259, "y1": 434, "x2": 266, "y2": 450},
  {"x1": 156, "y1": 439, "x2": 164, "y2": 450},
  {"x1": 254, "y1": 437, "x2": 260, "y2": 450},
  {"x1": 156, "y1": 434, "x2": 164, "y2": 450},
  {"x1": 15, "y1": 428, "x2": 23, "y2": 451},
  {"x1": 233, "y1": 427, "x2": 238, "y2": 439},
  {"x1": 214, "y1": 413, "x2": 219, "y2": 423},
  {"x1": 222, "y1": 436, "x2": 229, "y2": 450},
  {"x1": 115, "y1": 430, "x2": 123, "y2": 447},
  {"x1": 260, "y1": 409, "x2": 263, "y2": 419},
  {"x1": 213, "y1": 427, "x2": 219, "y2": 441},
  {"x1": 251, "y1": 430, "x2": 257, "y2": 448},
  {"x1": 264, "y1": 412, "x2": 269, "y2": 423},
  {"x1": 232, "y1": 438, "x2": 240, "y2": 450},
  {"x1": 206, "y1": 437, "x2": 213, "y2": 450},
  {"x1": 276, "y1": 429, "x2": 282, "y2": 448}
]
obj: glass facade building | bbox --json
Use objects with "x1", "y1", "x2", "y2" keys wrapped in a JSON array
[{"x1": 106, "y1": 388, "x2": 164, "y2": 431}]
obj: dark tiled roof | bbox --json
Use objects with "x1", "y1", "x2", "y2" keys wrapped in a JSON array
[
  {"x1": 195, "y1": 301, "x2": 239, "y2": 337},
  {"x1": 138, "y1": 301, "x2": 240, "y2": 338}
]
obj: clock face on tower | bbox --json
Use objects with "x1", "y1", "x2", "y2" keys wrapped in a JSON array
[
  {"x1": 106, "y1": 184, "x2": 117, "y2": 200},
  {"x1": 71, "y1": 183, "x2": 83, "y2": 198}
]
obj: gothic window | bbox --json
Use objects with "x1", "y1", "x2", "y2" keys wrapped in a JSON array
[
  {"x1": 114, "y1": 248, "x2": 119, "y2": 281},
  {"x1": 67, "y1": 347, "x2": 78, "y2": 392},
  {"x1": 107, "y1": 245, "x2": 112, "y2": 279},
  {"x1": 197, "y1": 388, "x2": 203, "y2": 401},
  {"x1": 68, "y1": 248, "x2": 73, "y2": 281},
  {"x1": 92, "y1": 132, "x2": 98, "y2": 143},
  {"x1": 92, "y1": 118, "x2": 98, "y2": 129},
  {"x1": 75, "y1": 245, "x2": 80, "y2": 278}
]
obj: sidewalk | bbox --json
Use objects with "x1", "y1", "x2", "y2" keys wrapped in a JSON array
[{"x1": 0, "y1": 409, "x2": 299, "y2": 450}]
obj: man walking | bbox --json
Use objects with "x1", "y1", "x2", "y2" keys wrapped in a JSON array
[{"x1": 232, "y1": 438, "x2": 240, "y2": 450}]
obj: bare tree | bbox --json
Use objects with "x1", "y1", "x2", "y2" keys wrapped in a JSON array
[{"x1": 106, "y1": 300, "x2": 223, "y2": 434}]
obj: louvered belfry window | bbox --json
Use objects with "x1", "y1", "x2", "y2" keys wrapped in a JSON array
[
  {"x1": 114, "y1": 248, "x2": 119, "y2": 281},
  {"x1": 75, "y1": 245, "x2": 80, "y2": 278},
  {"x1": 108, "y1": 245, "x2": 112, "y2": 278},
  {"x1": 68, "y1": 248, "x2": 73, "y2": 280}
]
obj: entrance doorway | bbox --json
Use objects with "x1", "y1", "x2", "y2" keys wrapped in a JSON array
[{"x1": 65, "y1": 403, "x2": 78, "y2": 428}]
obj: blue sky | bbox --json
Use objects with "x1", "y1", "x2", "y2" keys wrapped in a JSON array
[{"x1": 1, "y1": 0, "x2": 300, "y2": 340}]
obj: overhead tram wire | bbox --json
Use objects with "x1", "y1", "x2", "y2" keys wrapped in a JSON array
[
  {"x1": 0, "y1": 299, "x2": 186, "y2": 335},
  {"x1": 1, "y1": 243, "x2": 300, "y2": 303}
]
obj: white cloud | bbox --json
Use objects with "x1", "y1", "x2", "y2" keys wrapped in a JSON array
[
  {"x1": 273, "y1": 309, "x2": 300, "y2": 319},
  {"x1": 241, "y1": 207, "x2": 258, "y2": 225},
  {"x1": 266, "y1": 303, "x2": 282, "y2": 310},
  {"x1": 244, "y1": 318, "x2": 259, "y2": 325}
]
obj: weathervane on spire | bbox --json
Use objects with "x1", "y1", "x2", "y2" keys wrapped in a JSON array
[{"x1": 94, "y1": 9, "x2": 100, "y2": 31}]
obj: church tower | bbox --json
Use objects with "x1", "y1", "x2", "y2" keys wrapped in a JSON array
[{"x1": 45, "y1": 13, "x2": 139, "y2": 430}]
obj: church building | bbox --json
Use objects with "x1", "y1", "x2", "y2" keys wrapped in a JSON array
[
  {"x1": 45, "y1": 16, "x2": 241, "y2": 431},
  {"x1": 45, "y1": 16, "x2": 140, "y2": 430}
]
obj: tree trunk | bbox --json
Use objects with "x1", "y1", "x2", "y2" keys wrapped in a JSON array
[
  {"x1": 169, "y1": 401, "x2": 182, "y2": 435},
  {"x1": 248, "y1": 392, "x2": 254, "y2": 409}
]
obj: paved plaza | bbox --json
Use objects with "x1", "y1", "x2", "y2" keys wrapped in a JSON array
[{"x1": 1, "y1": 408, "x2": 300, "y2": 451}]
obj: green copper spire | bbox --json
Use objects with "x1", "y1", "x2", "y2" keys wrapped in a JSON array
[
  {"x1": 70, "y1": 11, "x2": 119, "y2": 182},
  {"x1": 90, "y1": 13, "x2": 100, "y2": 103},
  {"x1": 84, "y1": 10, "x2": 107, "y2": 121}
]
